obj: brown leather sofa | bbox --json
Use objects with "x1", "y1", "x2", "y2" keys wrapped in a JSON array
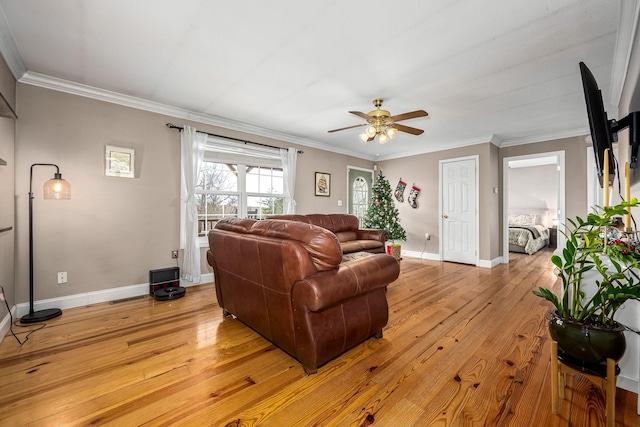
[
  {"x1": 268, "y1": 213, "x2": 388, "y2": 254},
  {"x1": 207, "y1": 217, "x2": 400, "y2": 374}
]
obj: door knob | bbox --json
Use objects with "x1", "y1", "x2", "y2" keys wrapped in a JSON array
[{"x1": 443, "y1": 215, "x2": 448, "y2": 219}]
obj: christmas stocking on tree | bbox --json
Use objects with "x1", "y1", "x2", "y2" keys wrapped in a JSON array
[
  {"x1": 408, "y1": 185, "x2": 420, "y2": 208},
  {"x1": 394, "y1": 179, "x2": 407, "y2": 202}
]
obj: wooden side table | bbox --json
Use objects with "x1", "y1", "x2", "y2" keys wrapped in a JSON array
[{"x1": 551, "y1": 341, "x2": 617, "y2": 427}]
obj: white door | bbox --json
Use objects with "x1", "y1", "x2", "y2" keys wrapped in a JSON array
[{"x1": 441, "y1": 157, "x2": 478, "y2": 264}]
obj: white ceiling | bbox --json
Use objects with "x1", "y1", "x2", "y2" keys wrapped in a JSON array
[{"x1": 0, "y1": 0, "x2": 636, "y2": 160}]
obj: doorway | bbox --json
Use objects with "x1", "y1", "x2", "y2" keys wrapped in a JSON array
[{"x1": 502, "y1": 151, "x2": 565, "y2": 263}]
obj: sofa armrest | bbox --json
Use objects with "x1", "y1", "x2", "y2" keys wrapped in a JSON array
[
  {"x1": 292, "y1": 254, "x2": 399, "y2": 312},
  {"x1": 356, "y1": 228, "x2": 389, "y2": 244}
]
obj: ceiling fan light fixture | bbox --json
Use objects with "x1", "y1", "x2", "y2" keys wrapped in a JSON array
[
  {"x1": 386, "y1": 127, "x2": 398, "y2": 139},
  {"x1": 327, "y1": 99, "x2": 427, "y2": 144}
]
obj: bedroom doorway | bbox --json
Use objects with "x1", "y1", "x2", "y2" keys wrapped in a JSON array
[{"x1": 502, "y1": 151, "x2": 565, "y2": 263}]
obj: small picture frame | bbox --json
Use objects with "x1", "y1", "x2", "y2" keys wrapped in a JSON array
[
  {"x1": 315, "y1": 172, "x2": 330, "y2": 197},
  {"x1": 105, "y1": 145, "x2": 135, "y2": 178}
]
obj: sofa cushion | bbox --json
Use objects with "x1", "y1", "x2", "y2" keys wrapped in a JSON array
[
  {"x1": 306, "y1": 214, "x2": 359, "y2": 233},
  {"x1": 335, "y1": 230, "x2": 357, "y2": 243},
  {"x1": 341, "y1": 240, "x2": 385, "y2": 254}
]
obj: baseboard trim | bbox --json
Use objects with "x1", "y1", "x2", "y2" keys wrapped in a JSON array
[
  {"x1": 1, "y1": 273, "x2": 215, "y2": 344},
  {"x1": 0, "y1": 304, "x2": 17, "y2": 345},
  {"x1": 401, "y1": 250, "x2": 502, "y2": 268},
  {"x1": 402, "y1": 249, "x2": 441, "y2": 261},
  {"x1": 617, "y1": 374, "x2": 638, "y2": 394}
]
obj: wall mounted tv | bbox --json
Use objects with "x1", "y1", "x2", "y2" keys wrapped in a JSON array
[{"x1": 580, "y1": 61, "x2": 640, "y2": 188}]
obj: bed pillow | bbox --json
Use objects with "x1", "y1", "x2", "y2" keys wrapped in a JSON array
[{"x1": 509, "y1": 214, "x2": 536, "y2": 226}]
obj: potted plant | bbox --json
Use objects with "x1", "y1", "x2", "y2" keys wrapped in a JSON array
[{"x1": 532, "y1": 199, "x2": 640, "y2": 364}]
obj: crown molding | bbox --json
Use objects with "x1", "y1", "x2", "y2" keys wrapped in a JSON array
[
  {"x1": 498, "y1": 127, "x2": 590, "y2": 148},
  {"x1": 610, "y1": 0, "x2": 640, "y2": 108},
  {"x1": 0, "y1": 7, "x2": 26, "y2": 80},
  {"x1": 376, "y1": 134, "x2": 496, "y2": 161},
  {"x1": 19, "y1": 71, "x2": 376, "y2": 160}
]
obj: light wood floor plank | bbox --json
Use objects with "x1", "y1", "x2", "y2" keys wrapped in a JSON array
[{"x1": 0, "y1": 248, "x2": 638, "y2": 426}]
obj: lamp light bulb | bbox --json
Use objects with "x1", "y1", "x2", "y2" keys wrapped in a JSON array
[
  {"x1": 386, "y1": 127, "x2": 398, "y2": 139},
  {"x1": 366, "y1": 126, "x2": 377, "y2": 137},
  {"x1": 43, "y1": 174, "x2": 71, "y2": 200},
  {"x1": 379, "y1": 133, "x2": 389, "y2": 144},
  {"x1": 359, "y1": 132, "x2": 369, "y2": 142}
]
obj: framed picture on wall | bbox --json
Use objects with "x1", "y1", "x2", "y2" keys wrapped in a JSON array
[
  {"x1": 105, "y1": 145, "x2": 135, "y2": 178},
  {"x1": 315, "y1": 172, "x2": 330, "y2": 197}
]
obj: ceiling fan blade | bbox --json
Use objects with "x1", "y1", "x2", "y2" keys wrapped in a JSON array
[
  {"x1": 349, "y1": 111, "x2": 372, "y2": 120},
  {"x1": 394, "y1": 123, "x2": 424, "y2": 135},
  {"x1": 328, "y1": 123, "x2": 367, "y2": 133},
  {"x1": 389, "y1": 110, "x2": 428, "y2": 122}
]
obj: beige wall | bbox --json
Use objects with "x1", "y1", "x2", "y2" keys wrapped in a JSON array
[
  {"x1": 379, "y1": 136, "x2": 587, "y2": 263},
  {"x1": 0, "y1": 54, "x2": 15, "y2": 316},
  {"x1": 14, "y1": 83, "x2": 373, "y2": 303},
  {"x1": 8, "y1": 83, "x2": 613, "y2": 305},
  {"x1": 500, "y1": 136, "x2": 589, "y2": 224},
  {"x1": 378, "y1": 142, "x2": 501, "y2": 262}
]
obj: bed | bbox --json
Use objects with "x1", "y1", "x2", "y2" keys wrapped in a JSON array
[{"x1": 508, "y1": 213, "x2": 550, "y2": 255}]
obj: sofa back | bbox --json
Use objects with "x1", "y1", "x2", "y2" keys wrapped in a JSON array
[
  {"x1": 213, "y1": 217, "x2": 342, "y2": 271},
  {"x1": 269, "y1": 213, "x2": 360, "y2": 243}
]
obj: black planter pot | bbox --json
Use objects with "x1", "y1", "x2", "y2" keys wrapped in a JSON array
[{"x1": 548, "y1": 310, "x2": 626, "y2": 364}]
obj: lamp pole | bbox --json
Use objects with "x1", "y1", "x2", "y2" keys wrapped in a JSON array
[{"x1": 20, "y1": 163, "x2": 69, "y2": 324}]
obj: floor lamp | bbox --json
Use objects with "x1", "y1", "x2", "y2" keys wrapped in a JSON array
[{"x1": 20, "y1": 163, "x2": 71, "y2": 324}]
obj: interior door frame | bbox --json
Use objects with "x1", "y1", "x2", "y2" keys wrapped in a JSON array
[
  {"x1": 439, "y1": 155, "x2": 479, "y2": 264},
  {"x1": 501, "y1": 150, "x2": 565, "y2": 263}
]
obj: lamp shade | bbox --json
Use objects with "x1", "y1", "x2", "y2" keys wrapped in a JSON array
[{"x1": 43, "y1": 173, "x2": 71, "y2": 200}]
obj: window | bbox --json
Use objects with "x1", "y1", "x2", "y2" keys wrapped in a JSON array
[
  {"x1": 352, "y1": 176, "x2": 368, "y2": 227},
  {"x1": 182, "y1": 135, "x2": 293, "y2": 246},
  {"x1": 196, "y1": 161, "x2": 285, "y2": 237}
]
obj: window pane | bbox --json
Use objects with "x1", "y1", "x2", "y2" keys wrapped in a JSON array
[
  {"x1": 352, "y1": 177, "x2": 369, "y2": 227},
  {"x1": 247, "y1": 195, "x2": 284, "y2": 219},
  {"x1": 246, "y1": 168, "x2": 259, "y2": 192},
  {"x1": 198, "y1": 162, "x2": 238, "y2": 191},
  {"x1": 247, "y1": 196, "x2": 261, "y2": 219},
  {"x1": 197, "y1": 194, "x2": 238, "y2": 235},
  {"x1": 246, "y1": 166, "x2": 283, "y2": 194}
]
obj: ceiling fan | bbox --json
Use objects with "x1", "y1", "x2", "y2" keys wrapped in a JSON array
[{"x1": 328, "y1": 98, "x2": 428, "y2": 143}]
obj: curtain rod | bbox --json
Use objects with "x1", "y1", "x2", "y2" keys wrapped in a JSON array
[{"x1": 166, "y1": 123, "x2": 303, "y2": 154}]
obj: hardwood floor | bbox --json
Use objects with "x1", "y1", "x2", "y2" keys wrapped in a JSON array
[{"x1": 1, "y1": 249, "x2": 638, "y2": 426}]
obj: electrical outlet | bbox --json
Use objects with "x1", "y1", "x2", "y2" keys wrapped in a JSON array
[
  {"x1": 57, "y1": 271, "x2": 67, "y2": 284},
  {"x1": 171, "y1": 250, "x2": 179, "y2": 259}
]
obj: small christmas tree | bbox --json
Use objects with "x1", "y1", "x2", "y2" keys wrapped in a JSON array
[{"x1": 363, "y1": 171, "x2": 407, "y2": 241}]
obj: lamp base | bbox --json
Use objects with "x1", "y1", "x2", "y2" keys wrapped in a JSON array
[{"x1": 20, "y1": 308, "x2": 62, "y2": 324}]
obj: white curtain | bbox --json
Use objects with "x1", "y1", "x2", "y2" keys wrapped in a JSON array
[
  {"x1": 180, "y1": 126, "x2": 206, "y2": 283},
  {"x1": 280, "y1": 147, "x2": 297, "y2": 214}
]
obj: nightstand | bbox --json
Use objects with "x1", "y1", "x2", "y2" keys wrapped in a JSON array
[{"x1": 548, "y1": 226, "x2": 557, "y2": 248}]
